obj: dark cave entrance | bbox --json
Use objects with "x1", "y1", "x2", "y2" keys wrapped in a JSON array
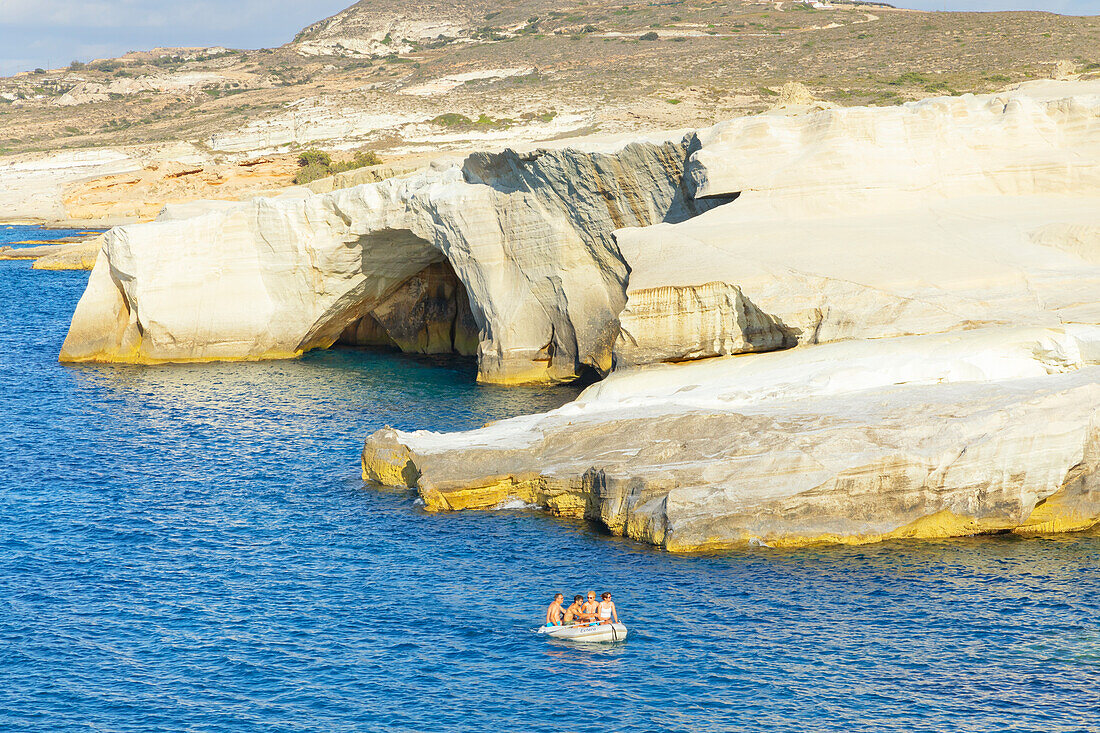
[{"x1": 335, "y1": 259, "x2": 481, "y2": 358}]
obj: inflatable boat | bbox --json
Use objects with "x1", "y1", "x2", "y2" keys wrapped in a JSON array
[{"x1": 537, "y1": 622, "x2": 628, "y2": 643}]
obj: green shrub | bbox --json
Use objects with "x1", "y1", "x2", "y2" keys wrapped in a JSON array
[
  {"x1": 68, "y1": 60, "x2": 85, "y2": 70},
  {"x1": 890, "y1": 71, "x2": 929, "y2": 86},
  {"x1": 431, "y1": 113, "x2": 473, "y2": 127},
  {"x1": 297, "y1": 149, "x2": 332, "y2": 168},
  {"x1": 332, "y1": 151, "x2": 381, "y2": 172},
  {"x1": 639, "y1": 31, "x2": 659, "y2": 41},
  {"x1": 293, "y1": 149, "x2": 381, "y2": 184},
  {"x1": 293, "y1": 162, "x2": 330, "y2": 185}
]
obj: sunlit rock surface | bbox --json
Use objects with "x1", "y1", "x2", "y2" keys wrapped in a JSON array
[
  {"x1": 58, "y1": 79, "x2": 1100, "y2": 548},
  {"x1": 63, "y1": 81, "x2": 1099, "y2": 380},
  {"x1": 363, "y1": 327, "x2": 1100, "y2": 550},
  {"x1": 61, "y1": 133, "x2": 727, "y2": 381},
  {"x1": 613, "y1": 80, "x2": 1100, "y2": 363}
]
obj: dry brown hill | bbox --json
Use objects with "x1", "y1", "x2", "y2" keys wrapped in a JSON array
[{"x1": 1, "y1": 1, "x2": 1096, "y2": 162}]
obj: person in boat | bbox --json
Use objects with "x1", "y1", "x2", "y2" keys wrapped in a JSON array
[
  {"x1": 562, "y1": 594, "x2": 584, "y2": 624},
  {"x1": 595, "y1": 591, "x2": 619, "y2": 625},
  {"x1": 545, "y1": 592, "x2": 565, "y2": 627},
  {"x1": 578, "y1": 590, "x2": 599, "y2": 624}
]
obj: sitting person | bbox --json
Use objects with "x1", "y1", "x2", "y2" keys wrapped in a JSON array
[
  {"x1": 545, "y1": 592, "x2": 565, "y2": 626},
  {"x1": 595, "y1": 592, "x2": 619, "y2": 625},
  {"x1": 578, "y1": 590, "x2": 599, "y2": 624},
  {"x1": 562, "y1": 595, "x2": 584, "y2": 624}
]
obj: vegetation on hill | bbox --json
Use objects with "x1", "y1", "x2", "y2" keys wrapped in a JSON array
[
  {"x1": 293, "y1": 149, "x2": 382, "y2": 185},
  {"x1": 0, "y1": 0, "x2": 1097, "y2": 158}
]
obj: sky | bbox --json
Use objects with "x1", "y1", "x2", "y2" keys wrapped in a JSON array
[
  {"x1": 0, "y1": 0, "x2": 1097, "y2": 76},
  {"x1": 0, "y1": 0, "x2": 352, "y2": 75}
]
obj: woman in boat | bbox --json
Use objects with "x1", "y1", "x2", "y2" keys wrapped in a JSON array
[
  {"x1": 579, "y1": 591, "x2": 599, "y2": 624},
  {"x1": 595, "y1": 592, "x2": 618, "y2": 625}
]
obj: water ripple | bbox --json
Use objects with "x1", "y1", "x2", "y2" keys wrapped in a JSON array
[{"x1": 1, "y1": 227, "x2": 1099, "y2": 731}]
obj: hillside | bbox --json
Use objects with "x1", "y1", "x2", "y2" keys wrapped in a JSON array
[
  {"x1": 0, "y1": 0, "x2": 1096, "y2": 228},
  {"x1": 1, "y1": 1, "x2": 1097, "y2": 160}
]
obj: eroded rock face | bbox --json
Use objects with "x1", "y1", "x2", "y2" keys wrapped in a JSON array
[
  {"x1": 612, "y1": 81, "x2": 1100, "y2": 361},
  {"x1": 615, "y1": 282, "x2": 792, "y2": 366},
  {"x1": 362, "y1": 327, "x2": 1100, "y2": 550},
  {"x1": 55, "y1": 80, "x2": 1100, "y2": 549},
  {"x1": 60, "y1": 81, "x2": 1100, "y2": 382},
  {"x1": 338, "y1": 261, "x2": 479, "y2": 355},
  {"x1": 60, "y1": 135, "x2": 718, "y2": 382}
]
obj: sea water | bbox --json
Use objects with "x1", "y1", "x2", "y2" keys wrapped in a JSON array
[{"x1": 1, "y1": 225, "x2": 1098, "y2": 732}]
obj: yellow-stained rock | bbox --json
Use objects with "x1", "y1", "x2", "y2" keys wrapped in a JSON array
[{"x1": 361, "y1": 329, "x2": 1100, "y2": 552}]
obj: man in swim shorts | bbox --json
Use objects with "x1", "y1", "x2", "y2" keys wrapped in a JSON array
[
  {"x1": 562, "y1": 595, "x2": 584, "y2": 624},
  {"x1": 545, "y1": 592, "x2": 565, "y2": 626}
]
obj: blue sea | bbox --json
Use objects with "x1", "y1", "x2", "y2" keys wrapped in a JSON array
[{"x1": 1, "y1": 224, "x2": 1098, "y2": 732}]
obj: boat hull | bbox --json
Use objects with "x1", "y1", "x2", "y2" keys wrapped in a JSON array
[{"x1": 537, "y1": 623, "x2": 628, "y2": 643}]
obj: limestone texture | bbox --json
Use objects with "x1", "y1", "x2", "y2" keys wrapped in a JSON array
[
  {"x1": 61, "y1": 133, "x2": 728, "y2": 381},
  {"x1": 0, "y1": 145, "x2": 295, "y2": 227},
  {"x1": 57, "y1": 81, "x2": 1100, "y2": 547},
  {"x1": 363, "y1": 327, "x2": 1100, "y2": 550}
]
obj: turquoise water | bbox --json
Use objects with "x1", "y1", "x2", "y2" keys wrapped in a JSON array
[{"x1": 2, "y1": 224, "x2": 1099, "y2": 732}]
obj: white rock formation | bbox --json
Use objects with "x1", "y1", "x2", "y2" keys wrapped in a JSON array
[
  {"x1": 0, "y1": 143, "x2": 211, "y2": 225},
  {"x1": 401, "y1": 68, "x2": 535, "y2": 97},
  {"x1": 207, "y1": 104, "x2": 432, "y2": 154},
  {"x1": 0, "y1": 234, "x2": 105, "y2": 270},
  {"x1": 58, "y1": 80, "x2": 1100, "y2": 545},
  {"x1": 615, "y1": 80, "x2": 1100, "y2": 364},
  {"x1": 0, "y1": 150, "x2": 141, "y2": 223},
  {"x1": 65, "y1": 81, "x2": 1100, "y2": 375},
  {"x1": 56, "y1": 72, "x2": 229, "y2": 106},
  {"x1": 363, "y1": 327, "x2": 1100, "y2": 549},
  {"x1": 206, "y1": 97, "x2": 592, "y2": 155},
  {"x1": 61, "y1": 134, "x2": 720, "y2": 381}
]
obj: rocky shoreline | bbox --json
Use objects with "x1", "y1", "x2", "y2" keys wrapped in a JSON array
[
  {"x1": 54, "y1": 80, "x2": 1100, "y2": 548},
  {"x1": 0, "y1": 232, "x2": 105, "y2": 270}
]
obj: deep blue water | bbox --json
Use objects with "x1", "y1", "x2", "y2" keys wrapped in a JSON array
[{"x1": 2, "y1": 224, "x2": 1099, "y2": 732}]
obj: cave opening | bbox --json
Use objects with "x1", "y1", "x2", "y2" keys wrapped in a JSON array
[{"x1": 334, "y1": 259, "x2": 481, "y2": 360}]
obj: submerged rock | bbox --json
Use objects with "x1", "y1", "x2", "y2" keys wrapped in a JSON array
[{"x1": 0, "y1": 233, "x2": 105, "y2": 270}]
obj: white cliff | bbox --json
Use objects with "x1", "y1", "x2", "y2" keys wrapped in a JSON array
[
  {"x1": 62, "y1": 133, "x2": 725, "y2": 382},
  {"x1": 616, "y1": 80, "x2": 1100, "y2": 364},
  {"x1": 363, "y1": 327, "x2": 1100, "y2": 550},
  {"x1": 57, "y1": 80, "x2": 1100, "y2": 547}
]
